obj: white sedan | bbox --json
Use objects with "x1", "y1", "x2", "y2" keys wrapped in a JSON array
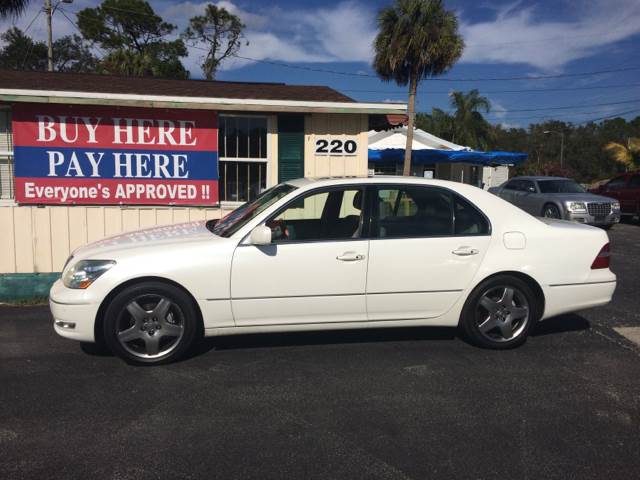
[{"x1": 50, "y1": 177, "x2": 616, "y2": 365}]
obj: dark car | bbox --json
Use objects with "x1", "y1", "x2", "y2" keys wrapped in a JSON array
[
  {"x1": 489, "y1": 176, "x2": 621, "y2": 228},
  {"x1": 591, "y1": 171, "x2": 640, "y2": 219}
]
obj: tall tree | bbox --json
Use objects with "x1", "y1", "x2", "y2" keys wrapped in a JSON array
[
  {"x1": 182, "y1": 4, "x2": 245, "y2": 80},
  {"x1": 77, "y1": 0, "x2": 188, "y2": 78},
  {"x1": 374, "y1": 0, "x2": 464, "y2": 175},
  {"x1": 0, "y1": 27, "x2": 47, "y2": 70},
  {"x1": 0, "y1": 0, "x2": 29, "y2": 19},
  {"x1": 0, "y1": 27, "x2": 97, "y2": 72},
  {"x1": 604, "y1": 138, "x2": 640, "y2": 170},
  {"x1": 449, "y1": 89, "x2": 492, "y2": 149}
]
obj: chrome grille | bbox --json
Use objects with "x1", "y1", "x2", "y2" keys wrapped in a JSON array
[{"x1": 587, "y1": 203, "x2": 611, "y2": 216}]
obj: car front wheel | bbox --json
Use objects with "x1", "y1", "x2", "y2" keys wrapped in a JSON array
[
  {"x1": 103, "y1": 281, "x2": 199, "y2": 365},
  {"x1": 542, "y1": 203, "x2": 561, "y2": 219},
  {"x1": 460, "y1": 275, "x2": 539, "y2": 349}
]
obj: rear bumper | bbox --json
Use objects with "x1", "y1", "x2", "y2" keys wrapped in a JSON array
[
  {"x1": 49, "y1": 280, "x2": 100, "y2": 342},
  {"x1": 542, "y1": 278, "x2": 616, "y2": 319}
]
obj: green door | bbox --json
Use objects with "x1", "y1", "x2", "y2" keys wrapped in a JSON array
[{"x1": 278, "y1": 115, "x2": 305, "y2": 183}]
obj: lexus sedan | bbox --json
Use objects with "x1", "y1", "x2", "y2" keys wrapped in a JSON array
[
  {"x1": 489, "y1": 176, "x2": 620, "y2": 228},
  {"x1": 50, "y1": 177, "x2": 616, "y2": 365}
]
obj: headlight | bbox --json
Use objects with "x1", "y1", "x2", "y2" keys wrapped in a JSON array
[
  {"x1": 565, "y1": 201, "x2": 587, "y2": 213},
  {"x1": 612, "y1": 201, "x2": 620, "y2": 211},
  {"x1": 63, "y1": 260, "x2": 115, "y2": 289}
]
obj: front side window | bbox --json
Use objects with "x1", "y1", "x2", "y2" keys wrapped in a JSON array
[
  {"x1": 605, "y1": 176, "x2": 626, "y2": 191},
  {"x1": 218, "y1": 115, "x2": 268, "y2": 202},
  {"x1": 628, "y1": 175, "x2": 640, "y2": 189},
  {"x1": 267, "y1": 188, "x2": 364, "y2": 242},
  {"x1": 373, "y1": 186, "x2": 489, "y2": 238},
  {"x1": 209, "y1": 183, "x2": 296, "y2": 238},
  {"x1": 504, "y1": 180, "x2": 519, "y2": 190}
]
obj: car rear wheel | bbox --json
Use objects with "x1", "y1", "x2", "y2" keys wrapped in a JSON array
[
  {"x1": 542, "y1": 203, "x2": 561, "y2": 219},
  {"x1": 103, "y1": 281, "x2": 199, "y2": 365},
  {"x1": 460, "y1": 275, "x2": 539, "y2": 349}
]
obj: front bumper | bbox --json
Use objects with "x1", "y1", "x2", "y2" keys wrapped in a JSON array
[
  {"x1": 567, "y1": 210, "x2": 620, "y2": 226},
  {"x1": 49, "y1": 280, "x2": 100, "y2": 342}
]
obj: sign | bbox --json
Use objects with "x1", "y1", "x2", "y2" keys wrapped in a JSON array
[
  {"x1": 12, "y1": 104, "x2": 218, "y2": 205},
  {"x1": 314, "y1": 137, "x2": 358, "y2": 156}
]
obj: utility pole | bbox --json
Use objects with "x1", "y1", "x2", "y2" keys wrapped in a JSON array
[
  {"x1": 45, "y1": 0, "x2": 53, "y2": 71},
  {"x1": 544, "y1": 130, "x2": 565, "y2": 169}
]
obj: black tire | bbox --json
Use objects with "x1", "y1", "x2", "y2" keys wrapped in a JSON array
[
  {"x1": 459, "y1": 275, "x2": 540, "y2": 349},
  {"x1": 103, "y1": 281, "x2": 199, "y2": 365},
  {"x1": 542, "y1": 203, "x2": 561, "y2": 219},
  {"x1": 601, "y1": 224, "x2": 613, "y2": 230}
]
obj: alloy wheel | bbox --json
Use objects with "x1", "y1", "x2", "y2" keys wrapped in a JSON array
[
  {"x1": 115, "y1": 294, "x2": 185, "y2": 359},
  {"x1": 475, "y1": 286, "x2": 530, "y2": 342}
]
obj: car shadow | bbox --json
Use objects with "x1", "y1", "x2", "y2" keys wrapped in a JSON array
[
  {"x1": 531, "y1": 313, "x2": 590, "y2": 336},
  {"x1": 188, "y1": 326, "x2": 457, "y2": 356}
]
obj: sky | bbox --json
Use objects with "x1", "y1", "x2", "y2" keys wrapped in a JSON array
[{"x1": 2, "y1": 0, "x2": 640, "y2": 128}]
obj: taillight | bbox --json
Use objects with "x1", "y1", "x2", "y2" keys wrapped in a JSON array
[{"x1": 591, "y1": 243, "x2": 610, "y2": 269}]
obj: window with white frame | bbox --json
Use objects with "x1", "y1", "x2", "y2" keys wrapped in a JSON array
[
  {"x1": 0, "y1": 108, "x2": 14, "y2": 200},
  {"x1": 218, "y1": 115, "x2": 269, "y2": 203}
]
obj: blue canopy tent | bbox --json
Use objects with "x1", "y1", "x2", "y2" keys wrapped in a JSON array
[{"x1": 368, "y1": 148, "x2": 528, "y2": 166}]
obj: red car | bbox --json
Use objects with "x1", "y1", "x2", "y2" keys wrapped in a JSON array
[{"x1": 591, "y1": 171, "x2": 640, "y2": 218}]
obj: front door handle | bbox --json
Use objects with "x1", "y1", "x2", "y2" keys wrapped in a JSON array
[
  {"x1": 452, "y1": 247, "x2": 479, "y2": 256},
  {"x1": 336, "y1": 252, "x2": 366, "y2": 262}
]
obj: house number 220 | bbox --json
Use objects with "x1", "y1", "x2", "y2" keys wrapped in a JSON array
[{"x1": 315, "y1": 138, "x2": 358, "y2": 155}]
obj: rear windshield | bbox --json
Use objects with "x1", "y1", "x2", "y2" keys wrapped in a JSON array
[
  {"x1": 207, "y1": 183, "x2": 297, "y2": 238},
  {"x1": 537, "y1": 180, "x2": 586, "y2": 194}
]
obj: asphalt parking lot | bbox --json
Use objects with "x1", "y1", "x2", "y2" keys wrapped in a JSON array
[{"x1": 1, "y1": 223, "x2": 639, "y2": 480}]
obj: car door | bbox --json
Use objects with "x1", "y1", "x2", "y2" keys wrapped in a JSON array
[
  {"x1": 365, "y1": 185, "x2": 491, "y2": 321},
  {"x1": 230, "y1": 186, "x2": 369, "y2": 326},
  {"x1": 499, "y1": 180, "x2": 518, "y2": 203},
  {"x1": 517, "y1": 180, "x2": 540, "y2": 215},
  {"x1": 602, "y1": 175, "x2": 627, "y2": 206},
  {"x1": 618, "y1": 175, "x2": 640, "y2": 214},
  {"x1": 626, "y1": 175, "x2": 640, "y2": 214}
]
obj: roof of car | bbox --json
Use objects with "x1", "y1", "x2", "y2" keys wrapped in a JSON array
[
  {"x1": 511, "y1": 176, "x2": 569, "y2": 181},
  {"x1": 284, "y1": 176, "x2": 475, "y2": 190}
]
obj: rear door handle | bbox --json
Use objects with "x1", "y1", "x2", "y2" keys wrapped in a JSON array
[
  {"x1": 336, "y1": 252, "x2": 366, "y2": 262},
  {"x1": 452, "y1": 247, "x2": 479, "y2": 256}
]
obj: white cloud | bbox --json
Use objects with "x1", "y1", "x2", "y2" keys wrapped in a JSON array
[
  {"x1": 163, "y1": 0, "x2": 376, "y2": 75},
  {"x1": 460, "y1": 0, "x2": 640, "y2": 70}
]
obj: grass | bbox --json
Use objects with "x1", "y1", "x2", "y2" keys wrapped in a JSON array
[{"x1": 0, "y1": 296, "x2": 49, "y2": 306}]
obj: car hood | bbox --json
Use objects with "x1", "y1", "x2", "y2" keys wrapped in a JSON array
[
  {"x1": 542, "y1": 193, "x2": 616, "y2": 203},
  {"x1": 71, "y1": 221, "x2": 220, "y2": 260}
]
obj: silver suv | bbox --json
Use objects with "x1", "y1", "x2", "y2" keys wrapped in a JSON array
[{"x1": 489, "y1": 176, "x2": 621, "y2": 229}]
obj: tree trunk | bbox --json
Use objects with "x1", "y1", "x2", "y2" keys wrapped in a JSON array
[{"x1": 403, "y1": 74, "x2": 418, "y2": 176}]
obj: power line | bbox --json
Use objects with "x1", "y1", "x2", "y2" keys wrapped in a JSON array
[
  {"x1": 57, "y1": 8, "x2": 107, "y2": 57},
  {"x1": 231, "y1": 53, "x2": 640, "y2": 82},
  {"x1": 481, "y1": 97, "x2": 640, "y2": 114},
  {"x1": 577, "y1": 108, "x2": 640, "y2": 125},
  {"x1": 342, "y1": 82, "x2": 640, "y2": 95}
]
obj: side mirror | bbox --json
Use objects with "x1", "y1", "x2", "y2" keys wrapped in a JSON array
[
  {"x1": 527, "y1": 186, "x2": 536, "y2": 193},
  {"x1": 249, "y1": 225, "x2": 272, "y2": 245}
]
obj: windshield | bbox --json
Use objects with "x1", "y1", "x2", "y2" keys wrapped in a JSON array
[
  {"x1": 537, "y1": 180, "x2": 586, "y2": 194},
  {"x1": 207, "y1": 183, "x2": 297, "y2": 238}
]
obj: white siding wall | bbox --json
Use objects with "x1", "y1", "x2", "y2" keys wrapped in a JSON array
[{"x1": 0, "y1": 205, "x2": 225, "y2": 273}]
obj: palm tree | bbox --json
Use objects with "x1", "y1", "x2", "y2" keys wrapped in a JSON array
[
  {"x1": 373, "y1": 0, "x2": 464, "y2": 175},
  {"x1": 604, "y1": 138, "x2": 640, "y2": 170},
  {"x1": 449, "y1": 89, "x2": 492, "y2": 149},
  {"x1": 0, "y1": 0, "x2": 29, "y2": 19}
]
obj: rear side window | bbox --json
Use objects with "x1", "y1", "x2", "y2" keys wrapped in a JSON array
[
  {"x1": 373, "y1": 186, "x2": 489, "y2": 238},
  {"x1": 629, "y1": 175, "x2": 640, "y2": 189},
  {"x1": 454, "y1": 195, "x2": 490, "y2": 235}
]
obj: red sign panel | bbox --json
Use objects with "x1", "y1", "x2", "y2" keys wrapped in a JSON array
[{"x1": 12, "y1": 103, "x2": 219, "y2": 205}]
